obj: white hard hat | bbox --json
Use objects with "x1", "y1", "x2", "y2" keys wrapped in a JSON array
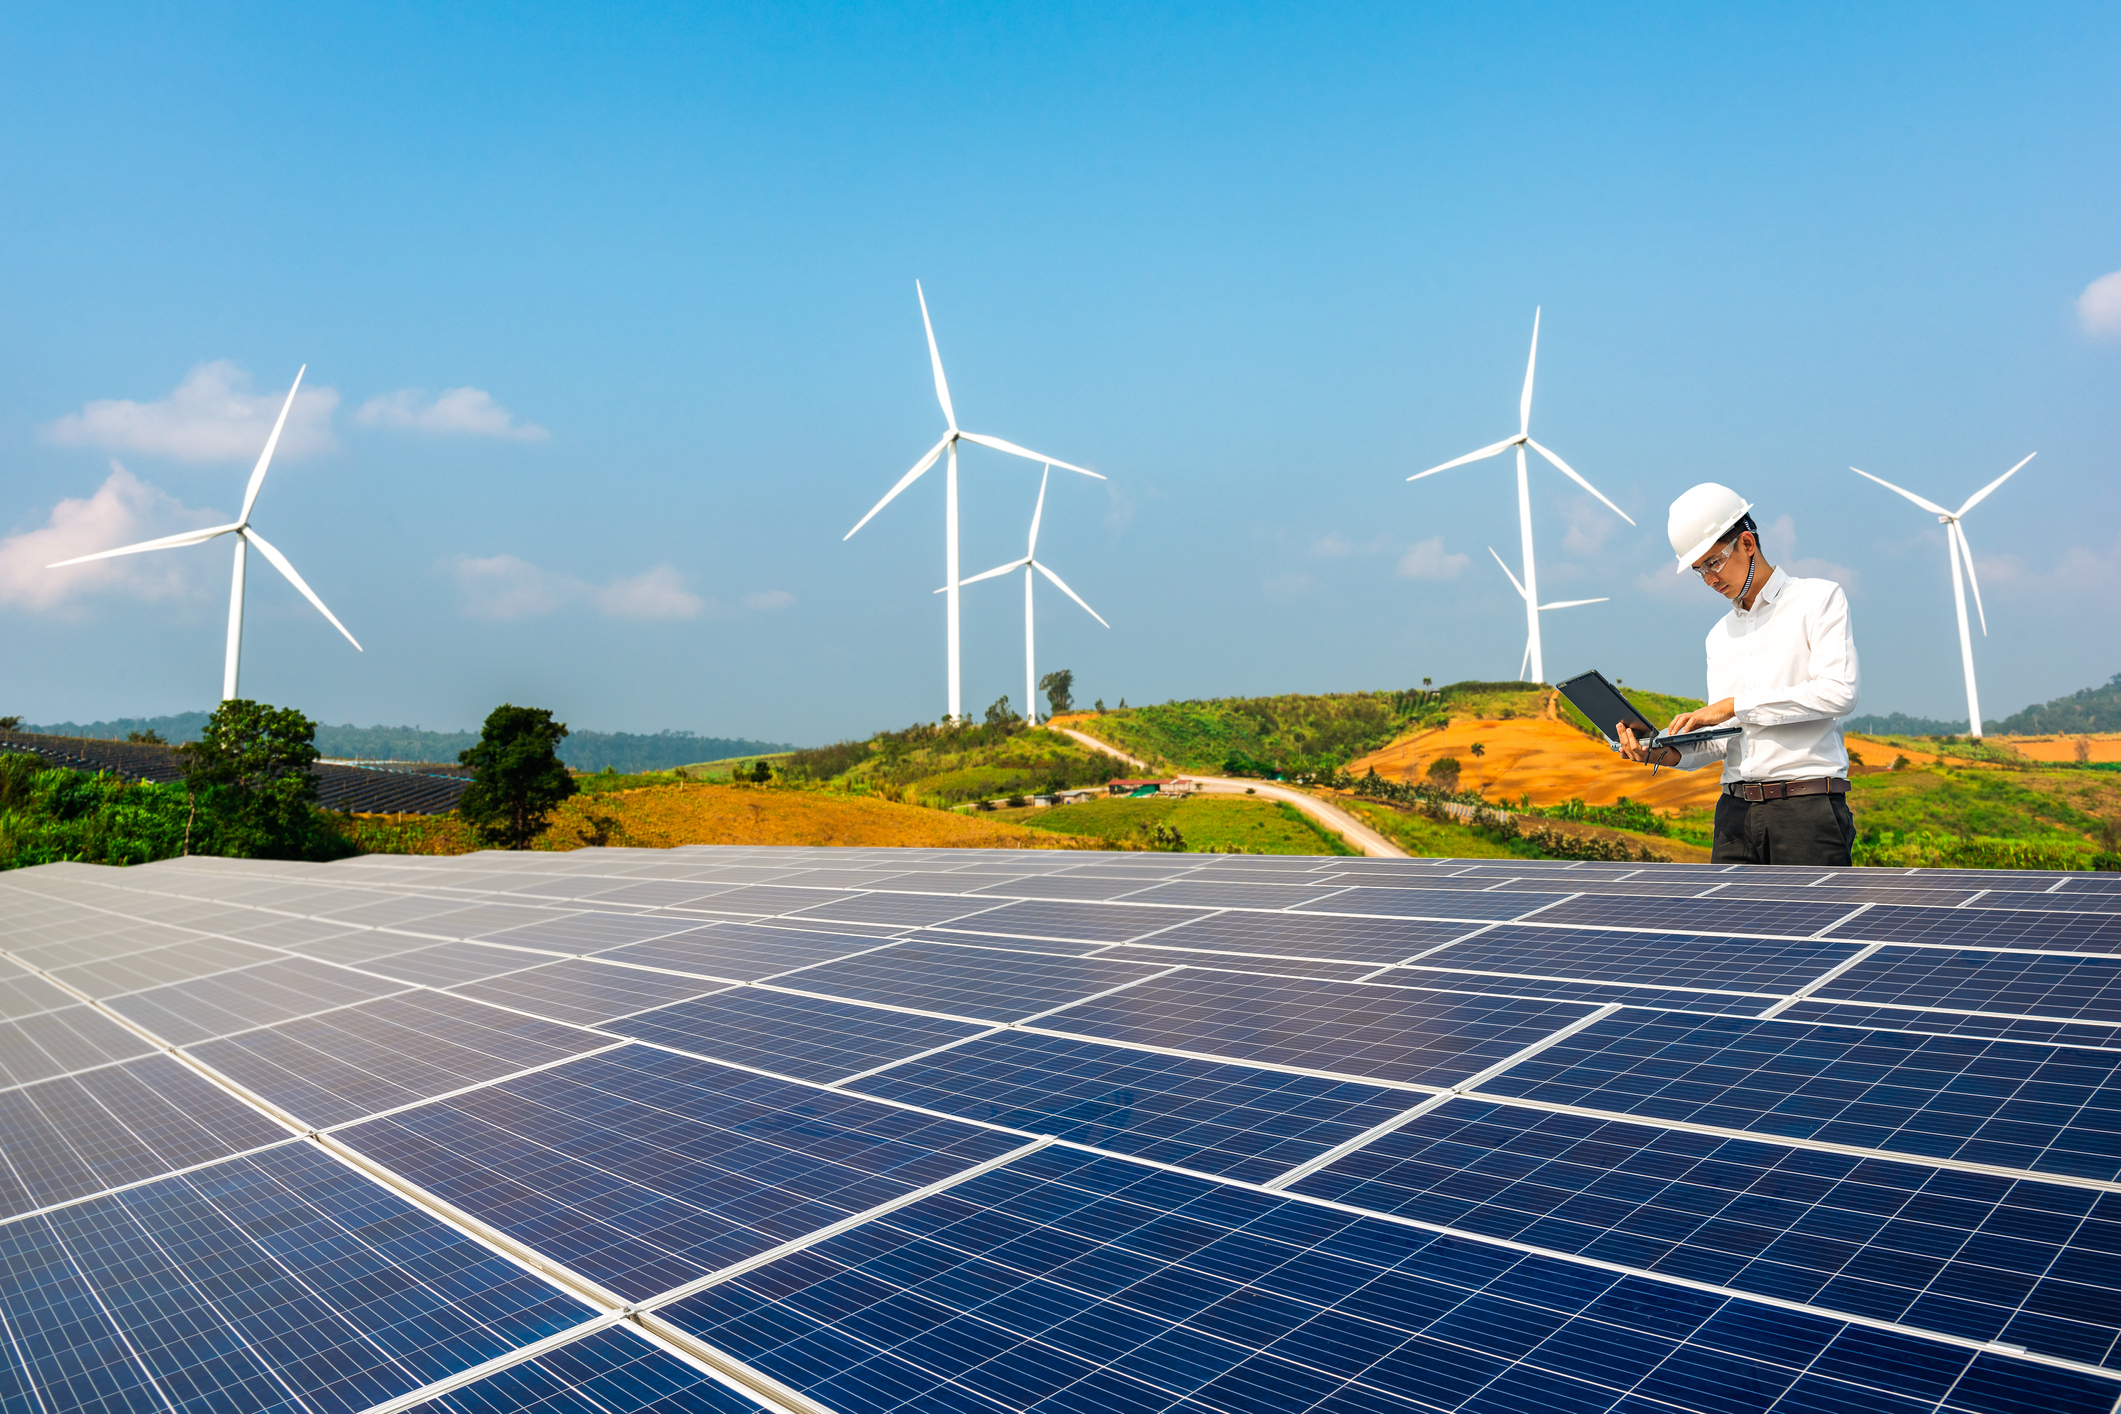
[{"x1": 1668, "y1": 482, "x2": 1754, "y2": 572}]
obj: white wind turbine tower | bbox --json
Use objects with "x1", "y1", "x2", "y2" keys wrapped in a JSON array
[
  {"x1": 1486, "y1": 548, "x2": 1607, "y2": 682},
  {"x1": 1409, "y1": 308, "x2": 1633, "y2": 683},
  {"x1": 944, "y1": 465, "x2": 1109, "y2": 724},
  {"x1": 1851, "y1": 453, "x2": 2034, "y2": 740},
  {"x1": 49, "y1": 366, "x2": 362, "y2": 700},
  {"x1": 845, "y1": 283, "x2": 1103, "y2": 721}
]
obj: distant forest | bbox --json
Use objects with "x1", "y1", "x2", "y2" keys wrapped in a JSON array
[
  {"x1": 21, "y1": 712, "x2": 793, "y2": 773},
  {"x1": 1847, "y1": 671, "x2": 2121, "y2": 736}
]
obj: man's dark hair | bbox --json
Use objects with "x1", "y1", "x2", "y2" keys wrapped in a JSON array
[{"x1": 1718, "y1": 513, "x2": 1761, "y2": 554}]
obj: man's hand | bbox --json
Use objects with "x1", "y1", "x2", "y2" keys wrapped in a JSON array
[
  {"x1": 1616, "y1": 721, "x2": 1678, "y2": 767},
  {"x1": 1663, "y1": 697, "x2": 1737, "y2": 736}
]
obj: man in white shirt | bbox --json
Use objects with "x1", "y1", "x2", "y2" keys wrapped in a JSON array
[{"x1": 1616, "y1": 483, "x2": 1861, "y2": 866}]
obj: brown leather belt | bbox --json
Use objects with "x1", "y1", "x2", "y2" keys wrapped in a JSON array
[{"x1": 1726, "y1": 777, "x2": 1850, "y2": 802}]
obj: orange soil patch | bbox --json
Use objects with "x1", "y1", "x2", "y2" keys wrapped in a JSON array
[
  {"x1": 357, "y1": 785, "x2": 1081, "y2": 855},
  {"x1": 1994, "y1": 734, "x2": 2121, "y2": 764},
  {"x1": 1349, "y1": 719, "x2": 1726, "y2": 812}
]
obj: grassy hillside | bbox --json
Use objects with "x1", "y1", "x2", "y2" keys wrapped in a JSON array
[
  {"x1": 1004, "y1": 795, "x2": 1357, "y2": 855},
  {"x1": 782, "y1": 719, "x2": 1129, "y2": 807}
]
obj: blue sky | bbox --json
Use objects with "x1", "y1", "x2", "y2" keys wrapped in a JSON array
[{"x1": 3, "y1": 3, "x2": 2116, "y2": 744}]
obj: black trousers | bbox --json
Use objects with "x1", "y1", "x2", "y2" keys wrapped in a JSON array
[{"x1": 1711, "y1": 791, "x2": 1856, "y2": 867}]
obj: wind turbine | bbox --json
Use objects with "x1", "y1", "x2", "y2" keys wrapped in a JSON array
[
  {"x1": 49, "y1": 366, "x2": 361, "y2": 700},
  {"x1": 845, "y1": 283, "x2": 1103, "y2": 722},
  {"x1": 1851, "y1": 453, "x2": 2033, "y2": 739},
  {"x1": 1408, "y1": 308, "x2": 1634, "y2": 683},
  {"x1": 944, "y1": 465, "x2": 1109, "y2": 724},
  {"x1": 1487, "y1": 548, "x2": 1607, "y2": 683}
]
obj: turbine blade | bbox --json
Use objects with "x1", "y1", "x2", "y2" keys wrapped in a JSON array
[
  {"x1": 1537, "y1": 597, "x2": 1610, "y2": 610},
  {"x1": 1849, "y1": 466, "x2": 1950, "y2": 517},
  {"x1": 1487, "y1": 545, "x2": 1529, "y2": 600},
  {"x1": 1031, "y1": 560, "x2": 1109, "y2": 627},
  {"x1": 1952, "y1": 521, "x2": 1989, "y2": 636},
  {"x1": 1519, "y1": 307, "x2": 1540, "y2": 437},
  {"x1": 1027, "y1": 464, "x2": 1049, "y2": 556},
  {"x1": 941, "y1": 558, "x2": 1030, "y2": 591},
  {"x1": 239, "y1": 366, "x2": 306, "y2": 524},
  {"x1": 844, "y1": 434, "x2": 950, "y2": 540},
  {"x1": 1956, "y1": 451, "x2": 2035, "y2": 517},
  {"x1": 956, "y1": 431, "x2": 1102, "y2": 478},
  {"x1": 243, "y1": 528, "x2": 362, "y2": 650},
  {"x1": 47, "y1": 521, "x2": 242, "y2": 567},
  {"x1": 1407, "y1": 436, "x2": 1517, "y2": 481},
  {"x1": 1525, "y1": 438, "x2": 1637, "y2": 525},
  {"x1": 916, "y1": 281, "x2": 957, "y2": 432}
]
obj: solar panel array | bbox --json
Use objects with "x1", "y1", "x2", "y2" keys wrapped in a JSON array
[{"x1": 3, "y1": 845, "x2": 2119, "y2": 1414}]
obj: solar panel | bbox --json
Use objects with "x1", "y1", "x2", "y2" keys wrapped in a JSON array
[
  {"x1": 849, "y1": 1029, "x2": 1414, "y2": 1182},
  {"x1": 660, "y1": 1145, "x2": 2120, "y2": 1414},
  {"x1": 10, "y1": 846, "x2": 2121, "y2": 1414},
  {"x1": 335, "y1": 1046, "x2": 1026, "y2": 1300},
  {"x1": 1289, "y1": 1095, "x2": 2121, "y2": 1368}
]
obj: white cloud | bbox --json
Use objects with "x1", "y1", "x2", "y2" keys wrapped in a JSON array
[
  {"x1": 44, "y1": 362, "x2": 338, "y2": 462},
  {"x1": 0, "y1": 463, "x2": 222, "y2": 611},
  {"x1": 1396, "y1": 536, "x2": 1470, "y2": 580},
  {"x1": 2079, "y1": 269, "x2": 2121, "y2": 339},
  {"x1": 449, "y1": 555, "x2": 705, "y2": 621},
  {"x1": 358, "y1": 387, "x2": 549, "y2": 441},
  {"x1": 1562, "y1": 495, "x2": 1620, "y2": 555},
  {"x1": 742, "y1": 590, "x2": 795, "y2": 611}
]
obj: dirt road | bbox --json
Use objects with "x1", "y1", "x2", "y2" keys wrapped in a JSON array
[{"x1": 1048, "y1": 724, "x2": 1409, "y2": 858}]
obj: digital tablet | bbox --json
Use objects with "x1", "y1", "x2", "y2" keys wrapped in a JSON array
[{"x1": 1555, "y1": 669, "x2": 1743, "y2": 751}]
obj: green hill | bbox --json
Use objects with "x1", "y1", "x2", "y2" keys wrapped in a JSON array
[
  {"x1": 1846, "y1": 671, "x2": 2121, "y2": 737},
  {"x1": 784, "y1": 718, "x2": 1130, "y2": 807}
]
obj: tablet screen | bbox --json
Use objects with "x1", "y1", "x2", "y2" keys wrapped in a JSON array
[{"x1": 1555, "y1": 670, "x2": 1659, "y2": 742}]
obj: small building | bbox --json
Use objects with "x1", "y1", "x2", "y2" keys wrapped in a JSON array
[{"x1": 1107, "y1": 778, "x2": 1194, "y2": 798}]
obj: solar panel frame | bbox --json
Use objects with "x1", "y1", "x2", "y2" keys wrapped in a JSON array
[{"x1": 606, "y1": 988, "x2": 991, "y2": 1082}]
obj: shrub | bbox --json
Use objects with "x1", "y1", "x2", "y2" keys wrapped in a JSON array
[{"x1": 457, "y1": 704, "x2": 578, "y2": 850}]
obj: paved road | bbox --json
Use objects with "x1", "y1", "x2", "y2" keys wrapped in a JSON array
[{"x1": 1048, "y1": 724, "x2": 1410, "y2": 859}]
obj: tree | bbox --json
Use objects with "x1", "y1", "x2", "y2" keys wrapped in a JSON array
[
  {"x1": 180, "y1": 699, "x2": 344, "y2": 859},
  {"x1": 1039, "y1": 669, "x2": 1074, "y2": 718},
  {"x1": 0, "y1": 716, "x2": 23, "y2": 731},
  {"x1": 1469, "y1": 741, "x2": 1486, "y2": 795},
  {"x1": 127, "y1": 729, "x2": 167, "y2": 745},
  {"x1": 457, "y1": 704, "x2": 578, "y2": 850},
  {"x1": 984, "y1": 695, "x2": 1020, "y2": 727}
]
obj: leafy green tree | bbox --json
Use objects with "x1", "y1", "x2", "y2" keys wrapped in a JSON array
[
  {"x1": 984, "y1": 695, "x2": 1020, "y2": 727},
  {"x1": 1039, "y1": 669, "x2": 1074, "y2": 718},
  {"x1": 179, "y1": 700, "x2": 347, "y2": 860},
  {"x1": 457, "y1": 704, "x2": 578, "y2": 849}
]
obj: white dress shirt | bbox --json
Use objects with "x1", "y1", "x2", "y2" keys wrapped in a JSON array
[{"x1": 1674, "y1": 568, "x2": 1860, "y2": 783}]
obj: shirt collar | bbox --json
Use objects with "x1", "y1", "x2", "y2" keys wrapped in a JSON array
[{"x1": 1732, "y1": 565, "x2": 1784, "y2": 617}]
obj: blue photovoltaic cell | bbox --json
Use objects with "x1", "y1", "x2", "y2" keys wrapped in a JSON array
[
  {"x1": 1037, "y1": 971, "x2": 1596, "y2": 1086},
  {"x1": 473, "y1": 911, "x2": 703, "y2": 952},
  {"x1": 1977, "y1": 890, "x2": 2121, "y2": 916},
  {"x1": 677, "y1": 884, "x2": 852, "y2": 917},
  {"x1": 101, "y1": 956, "x2": 410, "y2": 1045},
  {"x1": 662, "y1": 1144, "x2": 2119, "y2": 1414},
  {"x1": 0, "y1": 1053, "x2": 289, "y2": 1217},
  {"x1": 769, "y1": 939, "x2": 1168, "y2": 1022},
  {"x1": 1418, "y1": 924, "x2": 1863, "y2": 993},
  {"x1": 1481, "y1": 1009, "x2": 2121, "y2": 1181},
  {"x1": 188, "y1": 991, "x2": 612, "y2": 1128},
  {"x1": 1832, "y1": 904, "x2": 2121, "y2": 954},
  {"x1": 895, "y1": 927, "x2": 1116, "y2": 957},
  {"x1": 1291, "y1": 1096, "x2": 2121, "y2": 1369},
  {"x1": 936, "y1": 897, "x2": 1210, "y2": 943},
  {"x1": 0, "y1": 1005, "x2": 156, "y2": 1088},
  {"x1": 971, "y1": 873, "x2": 1183, "y2": 901},
  {"x1": 1520, "y1": 894, "x2": 1860, "y2": 938},
  {"x1": 851, "y1": 1029, "x2": 1412, "y2": 1182},
  {"x1": 0, "y1": 1143, "x2": 591, "y2": 1414},
  {"x1": 335, "y1": 1044, "x2": 1024, "y2": 1300},
  {"x1": 357, "y1": 941, "x2": 560, "y2": 988},
  {"x1": 447, "y1": 958, "x2": 731, "y2": 1026},
  {"x1": 780, "y1": 890, "x2": 1008, "y2": 927},
  {"x1": 1779, "y1": 1000, "x2": 2121, "y2": 1050},
  {"x1": 410, "y1": 1326, "x2": 768, "y2": 1414},
  {"x1": 1818, "y1": 947, "x2": 2121, "y2": 1021},
  {"x1": 1125, "y1": 909, "x2": 1476, "y2": 964},
  {"x1": 591, "y1": 921, "x2": 886, "y2": 981},
  {"x1": 1291, "y1": 886, "x2": 1573, "y2": 921},
  {"x1": 1390, "y1": 969, "x2": 1781, "y2": 1016},
  {"x1": 1114, "y1": 880, "x2": 1357, "y2": 910},
  {"x1": 605, "y1": 988, "x2": 986, "y2": 1082}
]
